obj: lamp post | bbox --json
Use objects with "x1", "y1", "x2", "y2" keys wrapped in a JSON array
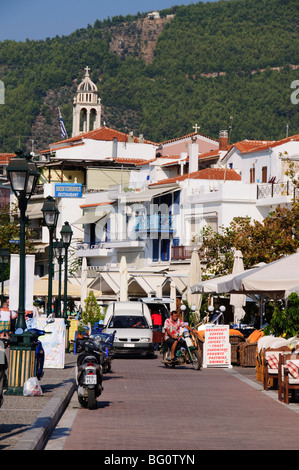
[
  {"x1": 42, "y1": 196, "x2": 59, "y2": 317},
  {"x1": 0, "y1": 248, "x2": 10, "y2": 307},
  {"x1": 6, "y1": 150, "x2": 39, "y2": 329},
  {"x1": 53, "y1": 238, "x2": 64, "y2": 317},
  {"x1": 5, "y1": 150, "x2": 39, "y2": 394},
  {"x1": 61, "y1": 221, "x2": 72, "y2": 351}
]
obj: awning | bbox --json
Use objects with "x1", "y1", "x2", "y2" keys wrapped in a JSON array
[
  {"x1": 73, "y1": 210, "x2": 110, "y2": 225},
  {"x1": 119, "y1": 185, "x2": 179, "y2": 203},
  {"x1": 26, "y1": 203, "x2": 43, "y2": 219}
]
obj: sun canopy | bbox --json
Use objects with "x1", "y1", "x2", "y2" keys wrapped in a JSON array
[{"x1": 191, "y1": 251, "x2": 299, "y2": 299}]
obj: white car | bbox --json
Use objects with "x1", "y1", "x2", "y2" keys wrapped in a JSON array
[{"x1": 102, "y1": 301, "x2": 154, "y2": 357}]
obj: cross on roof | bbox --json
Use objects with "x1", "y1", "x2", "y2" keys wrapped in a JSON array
[
  {"x1": 193, "y1": 123, "x2": 200, "y2": 133},
  {"x1": 84, "y1": 66, "x2": 90, "y2": 76}
]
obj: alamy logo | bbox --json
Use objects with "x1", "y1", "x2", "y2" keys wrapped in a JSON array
[
  {"x1": 0, "y1": 80, "x2": 4, "y2": 104},
  {"x1": 290, "y1": 80, "x2": 299, "y2": 105}
]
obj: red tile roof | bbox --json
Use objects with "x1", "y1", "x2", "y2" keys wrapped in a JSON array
[
  {"x1": 112, "y1": 157, "x2": 150, "y2": 165},
  {"x1": 51, "y1": 126, "x2": 156, "y2": 147},
  {"x1": 245, "y1": 133, "x2": 299, "y2": 153},
  {"x1": 234, "y1": 140, "x2": 275, "y2": 153},
  {"x1": 150, "y1": 168, "x2": 241, "y2": 186},
  {"x1": 160, "y1": 131, "x2": 218, "y2": 145},
  {"x1": 0, "y1": 153, "x2": 16, "y2": 164}
]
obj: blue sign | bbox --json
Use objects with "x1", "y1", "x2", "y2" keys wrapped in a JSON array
[{"x1": 55, "y1": 183, "x2": 82, "y2": 198}]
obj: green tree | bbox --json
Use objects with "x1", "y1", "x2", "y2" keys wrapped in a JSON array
[
  {"x1": 263, "y1": 293, "x2": 299, "y2": 338},
  {"x1": 82, "y1": 291, "x2": 103, "y2": 327},
  {"x1": 200, "y1": 203, "x2": 299, "y2": 276}
]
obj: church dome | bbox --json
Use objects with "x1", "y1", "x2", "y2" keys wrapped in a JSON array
[{"x1": 77, "y1": 66, "x2": 98, "y2": 92}]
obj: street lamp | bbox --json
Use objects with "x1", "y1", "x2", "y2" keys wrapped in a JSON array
[
  {"x1": 42, "y1": 196, "x2": 59, "y2": 316},
  {"x1": 61, "y1": 221, "x2": 72, "y2": 352},
  {"x1": 0, "y1": 248, "x2": 10, "y2": 307},
  {"x1": 5, "y1": 150, "x2": 39, "y2": 394},
  {"x1": 53, "y1": 238, "x2": 64, "y2": 317},
  {"x1": 6, "y1": 150, "x2": 39, "y2": 329},
  {"x1": 61, "y1": 221, "x2": 72, "y2": 317}
]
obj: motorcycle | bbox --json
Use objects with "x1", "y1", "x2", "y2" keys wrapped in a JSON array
[
  {"x1": 0, "y1": 337, "x2": 9, "y2": 408},
  {"x1": 92, "y1": 331, "x2": 115, "y2": 374},
  {"x1": 76, "y1": 334, "x2": 112, "y2": 410},
  {"x1": 74, "y1": 329, "x2": 115, "y2": 374},
  {"x1": 162, "y1": 329, "x2": 202, "y2": 370}
]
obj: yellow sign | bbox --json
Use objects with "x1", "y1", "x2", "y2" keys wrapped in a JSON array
[{"x1": 69, "y1": 319, "x2": 79, "y2": 342}]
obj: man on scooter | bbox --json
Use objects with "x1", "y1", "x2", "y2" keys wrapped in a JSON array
[{"x1": 164, "y1": 310, "x2": 195, "y2": 362}]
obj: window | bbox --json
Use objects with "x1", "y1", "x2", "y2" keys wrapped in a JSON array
[
  {"x1": 108, "y1": 316, "x2": 149, "y2": 329},
  {"x1": 250, "y1": 167, "x2": 255, "y2": 183},
  {"x1": 262, "y1": 166, "x2": 267, "y2": 183}
]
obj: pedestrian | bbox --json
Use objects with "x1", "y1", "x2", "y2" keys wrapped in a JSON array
[
  {"x1": 0, "y1": 301, "x2": 11, "y2": 339},
  {"x1": 9, "y1": 299, "x2": 18, "y2": 333},
  {"x1": 151, "y1": 309, "x2": 162, "y2": 350}
]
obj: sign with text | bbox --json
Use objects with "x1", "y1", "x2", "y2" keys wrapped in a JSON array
[
  {"x1": 203, "y1": 325, "x2": 232, "y2": 368},
  {"x1": 31, "y1": 317, "x2": 65, "y2": 369},
  {"x1": 55, "y1": 183, "x2": 82, "y2": 198}
]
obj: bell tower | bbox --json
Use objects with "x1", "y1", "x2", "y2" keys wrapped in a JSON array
[{"x1": 72, "y1": 66, "x2": 102, "y2": 137}]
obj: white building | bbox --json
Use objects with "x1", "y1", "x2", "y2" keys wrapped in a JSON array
[{"x1": 21, "y1": 67, "x2": 299, "y2": 302}]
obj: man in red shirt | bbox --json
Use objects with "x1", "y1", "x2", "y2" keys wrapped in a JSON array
[
  {"x1": 164, "y1": 310, "x2": 195, "y2": 361},
  {"x1": 151, "y1": 310, "x2": 163, "y2": 351}
]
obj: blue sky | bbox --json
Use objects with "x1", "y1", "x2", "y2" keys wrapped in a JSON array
[{"x1": 0, "y1": 0, "x2": 217, "y2": 42}]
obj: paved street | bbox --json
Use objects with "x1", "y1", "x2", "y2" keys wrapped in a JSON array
[{"x1": 45, "y1": 353, "x2": 299, "y2": 451}]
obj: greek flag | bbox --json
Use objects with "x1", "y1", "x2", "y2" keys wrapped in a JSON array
[{"x1": 59, "y1": 108, "x2": 68, "y2": 139}]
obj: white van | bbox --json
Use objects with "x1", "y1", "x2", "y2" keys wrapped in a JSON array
[{"x1": 102, "y1": 301, "x2": 154, "y2": 356}]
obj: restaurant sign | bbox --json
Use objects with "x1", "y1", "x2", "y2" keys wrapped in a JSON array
[
  {"x1": 55, "y1": 183, "x2": 82, "y2": 198},
  {"x1": 203, "y1": 325, "x2": 232, "y2": 368}
]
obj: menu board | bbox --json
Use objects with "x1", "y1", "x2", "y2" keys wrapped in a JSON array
[
  {"x1": 31, "y1": 317, "x2": 65, "y2": 369},
  {"x1": 203, "y1": 325, "x2": 232, "y2": 368},
  {"x1": 69, "y1": 319, "x2": 79, "y2": 343}
]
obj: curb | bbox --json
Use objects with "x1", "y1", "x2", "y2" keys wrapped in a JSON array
[{"x1": 13, "y1": 378, "x2": 76, "y2": 450}]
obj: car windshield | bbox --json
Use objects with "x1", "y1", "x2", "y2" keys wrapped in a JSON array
[{"x1": 108, "y1": 315, "x2": 149, "y2": 329}]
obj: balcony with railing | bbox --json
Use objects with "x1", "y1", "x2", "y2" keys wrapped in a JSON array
[
  {"x1": 257, "y1": 181, "x2": 298, "y2": 200},
  {"x1": 171, "y1": 245, "x2": 193, "y2": 260},
  {"x1": 135, "y1": 213, "x2": 174, "y2": 233}
]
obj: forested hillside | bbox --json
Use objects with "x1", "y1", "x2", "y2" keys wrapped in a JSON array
[{"x1": 0, "y1": 0, "x2": 298, "y2": 152}]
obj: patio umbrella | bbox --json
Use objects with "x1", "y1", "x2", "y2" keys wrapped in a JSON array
[
  {"x1": 185, "y1": 249, "x2": 202, "y2": 323},
  {"x1": 119, "y1": 255, "x2": 128, "y2": 301},
  {"x1": 80, "y1": 256, "x2": 88, "y2": 308},
  {"x1": 230, "y1": 250, "x2": 246, "y2": 324}
]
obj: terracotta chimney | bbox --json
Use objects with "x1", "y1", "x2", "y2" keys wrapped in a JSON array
[{"x1": 219, "y1": 130, "x2": 228, "y2": 151}]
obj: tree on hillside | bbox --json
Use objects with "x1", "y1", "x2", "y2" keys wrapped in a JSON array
[{"x1": 199, "y1": 203, "x2": 299, "y2": 276}]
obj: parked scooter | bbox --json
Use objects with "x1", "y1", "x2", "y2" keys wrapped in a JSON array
[
  {"x1": 74, "y1": 328, "x2": 115, "y2": 374},
  {"x1": 76, "y1": 336, "x2": 105, "y2": 410},
  {"x1": 17, "y1": 315, "x2": 55, "y2": 380},
  {"x1": 162, "y1": 329, "x2": 202, "y2": 370}
]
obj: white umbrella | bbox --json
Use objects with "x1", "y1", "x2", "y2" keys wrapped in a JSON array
[
  {"x1": 119, "y1": 255, "x2": 128, "y2": 301},
  {"x1": 80, "y1": 257, "x2": 88, "y2": 308},
  {"x1": 185, "y1": 249, "x2": 202, "y2": 322},
  {"x1": 230, "y1": 250, "x2": 246, "y2": 324}
]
